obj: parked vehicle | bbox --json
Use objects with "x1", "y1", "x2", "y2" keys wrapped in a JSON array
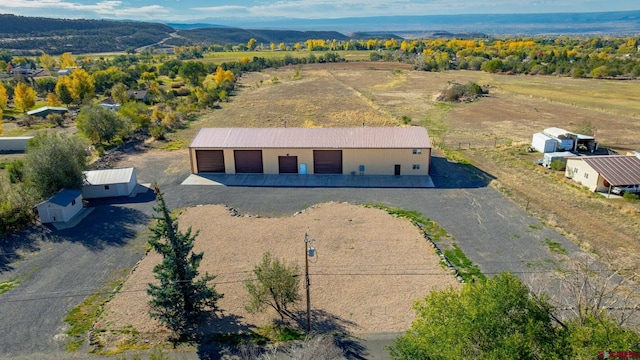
[{"x1": 611, "y1": 185, "x2": 640, "y2": 195}]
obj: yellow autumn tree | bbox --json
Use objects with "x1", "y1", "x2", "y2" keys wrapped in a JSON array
[
  {"x1": 46, "y1": 92, "x2": 62, "y2": 106},
  {"x1": 247, "y1": 38, "x2": 257, "y2": 51},
  {"x1": 14, "y1": 82, "x2": 37, "y2": 113},
  {"x1": 0, "y1": 107, "x2": 3, "y2": 134},
  {"x1": 59, "y1": 52, "x2": 76, "y2": 69},
  {"x1": 69, "y1": 68, "x2": 95, "y2": 104},
  {"x1": 39, "y1": 53, "x2": 56, "y2": 70},
  {"x1": 0, "y1": 83, "x2": 7, "y2": 109},
  {"x1": 213, "y1": 66, "x2": 235, "y2": 84},
  {"x1": 55, "y1": 76, "x2": 74, "y2": 106}
]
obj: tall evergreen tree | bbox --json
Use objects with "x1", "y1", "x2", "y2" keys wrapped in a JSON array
[{"x1": 147, "y1": 185, "x2": 223, "y2": 338}]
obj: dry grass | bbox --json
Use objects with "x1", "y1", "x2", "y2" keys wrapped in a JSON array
[{"x1": 96, "y1": 203, "x2": 459, "y2": 350}]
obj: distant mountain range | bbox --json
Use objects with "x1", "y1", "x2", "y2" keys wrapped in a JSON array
[
  {"x1": 0, "y1": 10, "x2": 638, "y2": 55},
  {"x1": 171, "y1": 10, "x2": 640, "y2": 36}
]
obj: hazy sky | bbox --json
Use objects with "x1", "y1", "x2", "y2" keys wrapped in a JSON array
[{"x1": 0, "y1": 0, "x2": 638, "y2": 22}]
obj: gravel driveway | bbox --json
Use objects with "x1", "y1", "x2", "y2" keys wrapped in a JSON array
[{"x1": 0, "y1": 150, "x2": 581, "y2": 359}]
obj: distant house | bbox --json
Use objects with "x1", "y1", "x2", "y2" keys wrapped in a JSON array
[
  {"x1": 36, "y1": 189, "x2": 83, "y2": 223},
  {"x1": 57, "y1": 69, "x2": 71, "y2": 76},
  {"x1": 99, "y1": 97, "x2": 121, "y2": 111},
  {"x1": 82, "y1": 167, "x2": 138, "y2": 199},
  {"x1": 10, "y1": 64, "x2": 31, "y2": 75},
  {"x1": 127, "y1": 90, "x2": 149, "y2": 103},
  {"x1": 27, "y1": 106, "x2": 68, "y2": 118},
  {"x1": 566, "y1": 155, "x2": 640, "y2": 193}
]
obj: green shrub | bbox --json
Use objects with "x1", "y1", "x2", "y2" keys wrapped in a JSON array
[
  {"x1": 623, "y1": 192, "x2": 638, "y2": 201},
  {"x1": 549, "y1": 159, "x2": 566, "y2": 171},
  {"x1": 7, "y1": 160, "x2": 25, "y2": 183},
  {"x1": 149, "y1": 124, "x2": 165, "y2": 140}
]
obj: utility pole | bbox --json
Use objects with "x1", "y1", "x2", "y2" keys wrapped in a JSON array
[{"x1": 304, "y1": 230, "x2": 315, "y2": 334}]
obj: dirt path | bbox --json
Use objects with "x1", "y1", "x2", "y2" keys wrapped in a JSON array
[{"x1": 97, "y1": 203, "x2": 459, "y2": 349}]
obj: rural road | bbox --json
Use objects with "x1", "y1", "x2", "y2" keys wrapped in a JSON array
[{"x1": 0, "y1": 151, "x2": 582, "y2": 359}]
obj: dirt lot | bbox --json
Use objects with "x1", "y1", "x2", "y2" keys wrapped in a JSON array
[{"x1": 97, "y1": 203, "x2": 459, "y2": 347}]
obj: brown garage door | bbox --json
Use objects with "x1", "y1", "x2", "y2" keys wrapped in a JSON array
[
  {"x1": 195, "y1": 150, "x2": 225, "y2": 173},
  {"x1": 313, "y1": 150, "x2": 342, "y2": 174},
  {"x1": 278, "y1": 156, "x2": 298, "y2": 174},
  {"x1": 234, "y1": 150, "x2": 263, "y2": 173}
]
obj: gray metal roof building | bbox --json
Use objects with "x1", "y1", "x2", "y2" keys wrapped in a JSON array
[
  {"x1": 190, "y1": 127, "x2": 432, "y2": 149},
  {"x1": 582, "y1": 155, "x2": 640, "y2": 186}
]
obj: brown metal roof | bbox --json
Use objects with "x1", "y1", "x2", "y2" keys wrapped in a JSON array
[
  {"x1": 189, "y1": 127, "x2": 431, "y2": 149},
  {"x1": 582, "y1": 155, "x2": 640, "y2": 186}
]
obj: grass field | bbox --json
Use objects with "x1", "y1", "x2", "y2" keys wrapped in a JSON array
[{"x1": 200, "y1": 50, "x2": 372, "y2": 64}]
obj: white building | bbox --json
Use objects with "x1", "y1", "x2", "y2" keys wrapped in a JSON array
[
  {"x1": 36, "y1": 189, "x2": 83, "y2": 223},
  {"x1": 82, "y1": 168, "x2": 138, "y2": 199}
]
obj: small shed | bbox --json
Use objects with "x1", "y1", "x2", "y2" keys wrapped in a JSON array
[
  {"x1": 531, "y1": 133, "x2": 557, "y2": 153},
  {"x1": 36, "y1": 189, "x2": 83, "y2": 223},
  {"x1": 82, "y1": 167, "x2": 137, "y2": 199}
]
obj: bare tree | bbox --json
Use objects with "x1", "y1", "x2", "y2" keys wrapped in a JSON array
[
  {"x1": 527, "y1": 252, "x2": 640, "y2": 328},
  {"x1": 290, "y1": 335, "x2": 343, "y2": 360}
]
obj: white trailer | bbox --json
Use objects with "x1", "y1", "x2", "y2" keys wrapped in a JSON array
[
  {"x1": 531, "y1": 133, "x2": 557, "y2": 153},
  {"x1": 0, "y1": 136, "x2": 33, "y2": 152},
  {"x1": 542, "y1": 151, "x2": 576, "y2": 169}
]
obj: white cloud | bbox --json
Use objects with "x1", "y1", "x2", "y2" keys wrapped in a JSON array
[
  {"x1": 106, "y1": 5, "x2": 170, "y2": 18},
  {"x1": 189, "y1": 0, "x2": 550, "y2": 19},
  {"x1": 0, "y1": 0, "x2": 172, "y2": 20},
  {"x1": 0, "y1": 0, "x2": 121, "y2": 11},
  {"x1": 0, "y1": 0, "x2": 638, "y2": 22}
]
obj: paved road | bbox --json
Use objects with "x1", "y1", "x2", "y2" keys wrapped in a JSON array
[{"x1": 0, "y1": 153, "x2": 582, "y2": 359}]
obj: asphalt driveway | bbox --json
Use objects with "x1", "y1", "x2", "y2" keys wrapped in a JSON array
[{"x1": 0, "y1": 152, "x2": 582, "y2": 359}]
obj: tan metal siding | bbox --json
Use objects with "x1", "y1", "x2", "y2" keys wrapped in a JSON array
[
  {"x1": 261, "y1": 149, "x2": 315, "y2": 174},
  {"x1": 342, "y1": 149, "x2": 430, "y2": 175}
]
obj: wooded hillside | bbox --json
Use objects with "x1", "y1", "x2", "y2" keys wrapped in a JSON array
[
  {"x1": 174, "y1": 28, "x2": 350, "y2": 46},
  {"x1": 0, "y1": 14, "x2": 173, "y2": 54}
]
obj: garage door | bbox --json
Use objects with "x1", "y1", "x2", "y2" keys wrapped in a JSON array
[
  {"x1": 234, "y1": 150, "x2": 263, "y2": 173},
  {"x1": 313, "y1": 150, "x2": 342, "y2": 174},
  {"x1": 195, "y1": 150, "x2": 225, "y2": 173},
  {"x1": 278, "y1": 156, "x2": 298, "y2": 174}
]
